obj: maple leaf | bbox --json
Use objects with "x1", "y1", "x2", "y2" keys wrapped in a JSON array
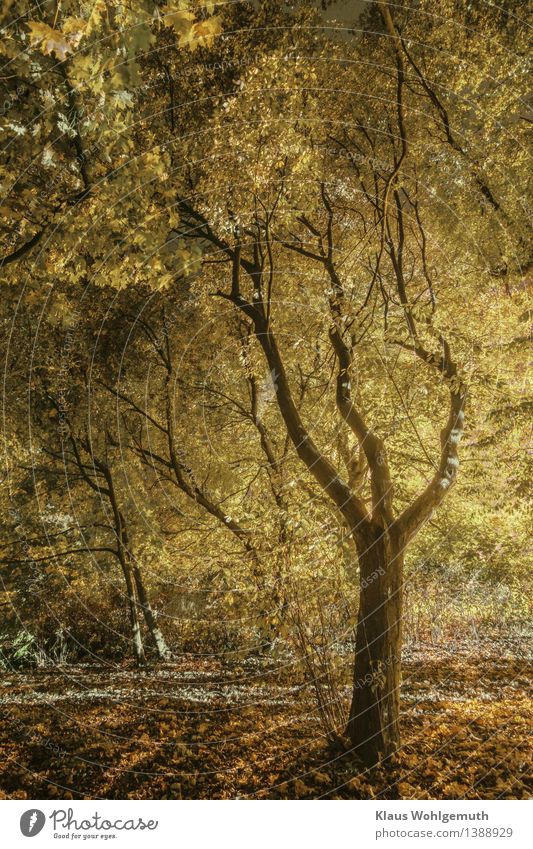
[
  {"x1": 27, "y1": 20, "x2": 85, "y2": 61},
  {"x1": 27, "y1": 22, "x2": 72, "y2": 60},
  {"x1": 160, "y1": 6, "x2": 222, "y2": 50},
  {"x1": 62, "y1": 16, "x2": 86, "y2": 45},
  {"x1": 160, "y1": 6, "x2": 195, "y2": 38},
  {"x1": 192, "y1": 16, "x2": 222, "y2": 49}
]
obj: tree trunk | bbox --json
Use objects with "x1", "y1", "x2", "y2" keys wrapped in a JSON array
[
  {"x1": 347, "y1": 524, "x2": 404, "y2": 766},
  {"x1": 120, "y1": 560, "x2": 146, "y2": 667},
  {"x1": 131, "y1": 561, "x2": 171, "y2": 660}
]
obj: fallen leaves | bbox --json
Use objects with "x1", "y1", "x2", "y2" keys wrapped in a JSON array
[{"x1": 0, "y1": 652, "x2": 530, "y2": 800}]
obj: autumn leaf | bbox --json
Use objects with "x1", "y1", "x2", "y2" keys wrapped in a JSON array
[
  {"x1": 61, "y1": 16, "x2": 86, "y2": 44},
  {"x1": 27, "y1": 22, "x2": 72, "y2": 60},
  {"x1": 160, "y1": 6, "x2": 222, "y2": 50},
  {"x1": 160, "y1": 6, "x2": 195, "y2": 38},
  {"x1": 192, "y1": 15, "x2": 222, "y2": 49},
  {"x1": 27, "y1": 19, "x2": 85, "y2": 61}
]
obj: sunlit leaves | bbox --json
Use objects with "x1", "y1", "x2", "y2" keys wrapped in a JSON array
[
  {"x1": 27, "y1": 18, "x2": 86, "y2": 61},
  {"x1": 160, "y1": 4, "x2": 222, "y2": 50}
]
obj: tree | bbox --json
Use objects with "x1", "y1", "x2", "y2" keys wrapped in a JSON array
[
  {"x1": 167, "y1": 1, "x2": 529, "y2": 763},
  {"x1": 1, "y1": 0, "x2": 529, "y2": 766}
]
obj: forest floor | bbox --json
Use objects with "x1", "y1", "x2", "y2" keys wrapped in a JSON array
[{"x1": 0, "y1": 637, "x2": 531, "y2": 800}]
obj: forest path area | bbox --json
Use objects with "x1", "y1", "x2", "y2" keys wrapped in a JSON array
[{"x1": 1, "y1": 641, "x2": 531, "y2": 800}]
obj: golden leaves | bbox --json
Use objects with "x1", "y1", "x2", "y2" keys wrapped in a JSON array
[
  {"x1": 160, "y1": 5, "x2": 222, "y2": 51},
  {"x1": 27, "y1": 18, "x2": 86, "y2": 61},
  {"x1": 26, "y1": 23, "x2": 72, "y2": 61},
  {"x1": 191, "y1": 16, "x2": 222, "y2": 49},
  {"x1": 160, "y1": 6, "x2": 196, "y2": 37}
]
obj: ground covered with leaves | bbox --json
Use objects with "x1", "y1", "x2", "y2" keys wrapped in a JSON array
[{"x1": 1, "y1": 639, "x2": 531, "y2": 800}]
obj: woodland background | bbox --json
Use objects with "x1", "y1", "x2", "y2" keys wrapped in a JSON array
[{"x1": 0, "y1": 0, "x2": 531, "y2": 799}]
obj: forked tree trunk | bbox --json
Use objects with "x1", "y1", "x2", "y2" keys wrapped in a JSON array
[
  {"x1": 120, "y1": 560, "x2": 146, "y2": 667},
  {"x1": 204, "y1": 228, "x2": 464, "y2": 769},
  {"x1": 347, "y1": 525, "x2": 404, "y2": 765},
  {"x1": 131, "y1": 561, "x2": 171, "y2": 660}
]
